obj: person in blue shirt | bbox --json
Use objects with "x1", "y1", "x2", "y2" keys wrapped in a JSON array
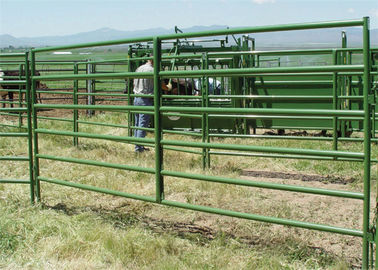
[{"x1": 133, "y1": 59, "x2": 154, "y2": 153}]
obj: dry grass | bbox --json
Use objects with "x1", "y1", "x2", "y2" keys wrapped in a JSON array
[{"x1": 0, "y1": 112, "x2": 377, "y2": 269}]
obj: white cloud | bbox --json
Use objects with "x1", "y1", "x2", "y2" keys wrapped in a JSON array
[
  {"x1": 347, "y1": 8, "x2": 355, "y2": 14},
  {"x1": 252, "y1": 0, "x2": 276, "y2": 4}
]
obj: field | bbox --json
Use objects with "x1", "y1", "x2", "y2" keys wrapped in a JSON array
[{"x1": 1, "y1": 107, "x2": 377, "y2": 269}]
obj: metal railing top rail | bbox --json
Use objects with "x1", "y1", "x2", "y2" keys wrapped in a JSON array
[
  {"x1": 0, "y1": 53, "x2": 27, "y2": 58},
  {"x1": 32, "y1": 64, "x2": 365, "y2": 82},
  {"x1": 31, "y1": 18, "x2": 365, "y2": 53}
]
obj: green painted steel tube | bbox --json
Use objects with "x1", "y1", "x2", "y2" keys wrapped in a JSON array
[
  {"x1": 214, "y1": 95, "x2": 333, "y2": 100},
  {"x1": 209, "y1": 151, "x2": 366, "y2": 162},
  {"x1": 161, "y1": 170, "x2": 363, "y2": 199},
  {"x1": 38, "y1": 176, "x2": 156, "y2": 203},
  {"x1": 161, "y1": 95, "x2": 202, "y2": 99},
  {"x1": 161, "y1": 139, "x2": 364, "y2": 159},
  {"x1": 32, "y1": 66, "x2": 363, "y2": 82},
  {"x1": 160, "y1": 65, "x2": 364, "y2": 78},
  {"x1": 34, "y1": 71, "x2": 153, "y2": 81},
  {"x1": 0, "y1": 132, "x2": 28, "y2": 137},
  {"x1": 31, "y1": 51, "x2": 41, "y2": 202},
  {"x1": 210, "y1": 114, "x2": 362, "y2": 121},
  {"x1": 160, "y1": 107, "x2": 364, "y2": 117},
  {"x1": 33, "y1": 36, "x2": 153, "y2": 52},
  {"x1": 0, "y1": 156, "x2": 29, "y2": 161},
  {"x1": 153, "y1": 37, "x2": 164, "y2": 203},
  {"x1": 37, "y1": 154, "x2": 155, "y2": 174},
  {"x1": 162, "y1": 112, "x2": 202, "y2": 119},
  {"x1": 362, "y1": 17, "x2": 372, "y2": 269},
  {"x1": 158, "y1": 19, "x2": 363, "y2": 40},
  {"x1": 35, "y1": 128, "x2": 155, "y2": 144},
  {"x1": 211, "y1": 95, "x2": 362, "y2": 101},
  {"x1": 24, "y1": 51, "x2": 35, "y2": 203},
  {"x1": 73, "y1": 64, "x2": 79, "y2": 146},
  {"x1": 332, "y1": 51, "x2": 338, "y2": 152},
  {"x1": 0, "y1": 108, "x2": 27, "y2": 112},
  {"x1": 0, "y1": 180, "x2": 30, "y2": 184},
  {"x1": 0, "y1": 80, "x2": 26, "y2": 85},
  {"x1": 34, "y1": 104, "x2": 154, "y2": 111},
  {"x1": 0, "y1": 53, "x2": 26, "y2": 57},
  {"x1": 210, "y1": 134, "x2": 374, "y2": 144},
  {"x1": 161, "y1": 199, "x2": 363, "y2": 237},
  {"x1": 211, "y1": 134, "x2": 331, "y2": 141}
]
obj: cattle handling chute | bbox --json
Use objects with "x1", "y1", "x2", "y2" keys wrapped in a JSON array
[{"x1": 0, "y1": 17, "x2": 377, "y2": 269}]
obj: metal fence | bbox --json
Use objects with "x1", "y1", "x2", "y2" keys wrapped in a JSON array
[{"x1": 0, "y1": 17, "x2": 376, "y2": 268}]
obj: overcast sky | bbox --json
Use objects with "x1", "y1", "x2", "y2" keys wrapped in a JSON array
[{"x1": 0, "y1": 0, "x2": 377, "y2": 37}]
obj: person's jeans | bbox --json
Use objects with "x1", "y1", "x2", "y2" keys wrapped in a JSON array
[{"x1": 133, "y1": 97, "x2": 153, "y2": 152}]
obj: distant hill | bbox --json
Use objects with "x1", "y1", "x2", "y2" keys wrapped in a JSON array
[{"x1": 1, "y1": 25, "x2": 377, "y2": 48}]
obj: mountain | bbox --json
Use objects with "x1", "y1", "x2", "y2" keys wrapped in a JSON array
[{"x1": 1, "y1": 26, "x2": 377, "y2": 48}]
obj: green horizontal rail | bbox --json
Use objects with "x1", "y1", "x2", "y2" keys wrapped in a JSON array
[
  {"x1": 0, "y1": 180, "x2": 30, "y2": 184},
  {"x1": 0, "y1": 53, "x2": 26, "y2": 57},
  {"x1": 159, "y1": 19, "x2": 364, "y2": 40},
  {"x1": 161, "y1": 170, "x2": 363, "y2": 199},
  {"x1": 34, "y1": 71, "x2": 152, "y2": 81},
  {"x1": 0, "y1": 108, "x2": 27, "y2": 112},
  {"x1": 160, "y1": 65, "x2": 364, "y2": 77},
  {"x1": 33, "y1": 174, "x2": 363, "y2": 237},
  {"x1": 209, "y1": 151, "x2": 366, "y2": 162},
  {"x1": 37, "y1": 154, "x2": 155, "y2": 174},
  {"x1": 162, "y1": 200, "x2": 363, "y2": 237},
  {"x1": 161, "y1": 139, "x2": 364, "y2": 159},
  {"x1": 33, "y1": 37, "x2": 154, "y2": 52},
  {"x1": 38, "y1": 176, "x2": 156, "y2": 202},
  {"x1": 160, "y1": 107, "x2": 364, "y2": 117},
  {"x1": 0, "y1": 132, "x2": 28, "y2": 137},
  {"x1": 0, "y1": 80, "x2": 26, "y2": 85},
  {"x1": 162, "y1": 112, "x2": 203, "y2": 119},
  {"x1": 32, "y1": 65, "x2": 364, "y2": 82},
  {"x1": 0, "y1": 156, "x2": 29, "y2": 161},
  {"x1": 34, "y1": 104, "x2": 154, "y2": 111}
]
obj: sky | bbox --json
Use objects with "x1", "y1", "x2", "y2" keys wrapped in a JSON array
[{"x1": 0, "y1": 0, "x2": 377, "y2": 37}]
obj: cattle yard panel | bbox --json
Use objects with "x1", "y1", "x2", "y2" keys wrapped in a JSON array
[
  {"x1": 0, "y1": 52, "x2": 34, "y2": 203},
  {"x1": 0, "y1": 18, "x2": 376, "y2": 268}
]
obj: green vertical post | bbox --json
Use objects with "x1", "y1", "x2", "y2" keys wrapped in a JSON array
[
  {"x1": 346, "y1": 50, "x2": 353, "y2": 134},
  {"x1": 242, "y1": 36, "x2": 249, "y2": 135},
  {"x1": 201, "y1": 53, "x2": 210, "y2": 169},
  {"x1": 362, "y1": 17, "x2": 371, "y2": 270},
  {"x1": 153, "y1": 36, "x2": 164, "y2": 203},
  {"x1": 341, "y1": 32, "x2": 347, "y2": 137},
  {"x1": 73, "y1": 64, "x2": 79, "y2": 146},
  {"x1": 127, "y1": 49, "x2": 133, "y2": 137},
  {"x1": 332, "y1": 50, "x2": 338, "y2": 152},
  {"x1": 18, "y1": 64, "x2": 23, "y2": 128},
  {"x1": 30, "y1": 50, "x2": 41, "y2": 201},
  {"x1": 25, "y1": 52, "x2": 34, "y2": 204}
]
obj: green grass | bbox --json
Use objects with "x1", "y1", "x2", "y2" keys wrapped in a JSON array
[{"x1": 1, "y1": 112, "x2": 376, "y2": 269}]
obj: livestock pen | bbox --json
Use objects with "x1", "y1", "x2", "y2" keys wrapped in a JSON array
[{"x1": 0, "y1": 17, "x2": 377, "y2": 268}]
